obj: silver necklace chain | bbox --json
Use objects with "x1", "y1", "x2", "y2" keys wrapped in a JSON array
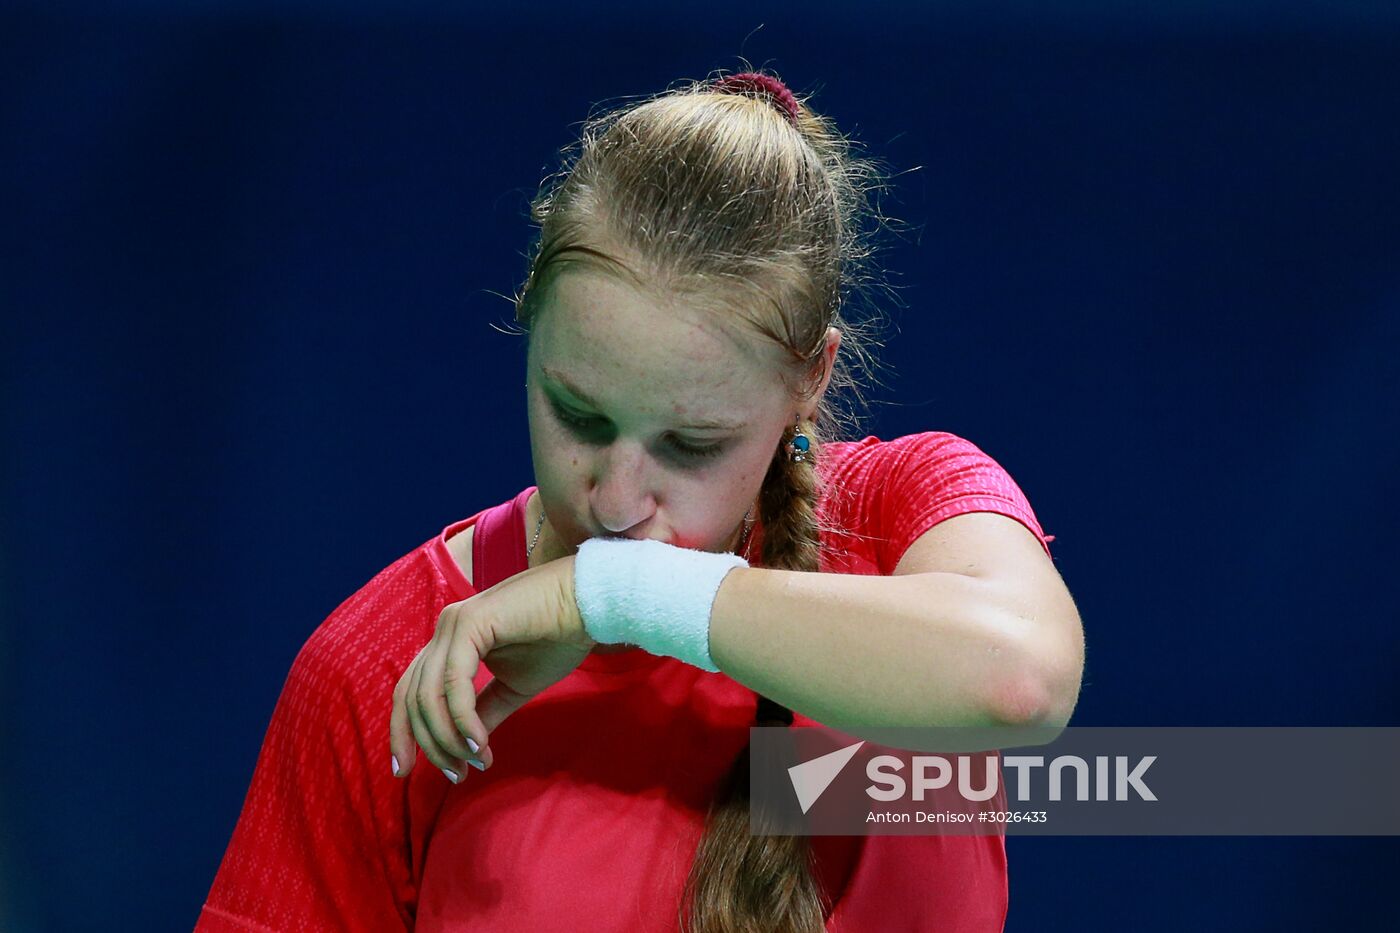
[{"x1": 526, "y1": 509, "x2": 547, "y2": 561}]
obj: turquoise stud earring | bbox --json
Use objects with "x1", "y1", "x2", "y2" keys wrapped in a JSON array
[{"x1": 785, "y1": 426, "x2": 811, "y2": 463}]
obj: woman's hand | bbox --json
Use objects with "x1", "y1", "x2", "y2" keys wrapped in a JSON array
[{"x1": 389, "y1": 555, "x2": 595, "y2": 782}]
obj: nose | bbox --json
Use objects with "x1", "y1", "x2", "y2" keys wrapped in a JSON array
[{"x1": 588, "y1": 441, "x2": 657, "y2": 536}]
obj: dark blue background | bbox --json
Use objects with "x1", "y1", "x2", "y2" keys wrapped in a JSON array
[{"x1": 3, "y1": 2, "x2": 1397, "y2": 930}]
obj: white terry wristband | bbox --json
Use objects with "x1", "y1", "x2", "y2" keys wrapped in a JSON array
[{"x1": 573, "y1": 537, "x2": 748, "y2": 672}]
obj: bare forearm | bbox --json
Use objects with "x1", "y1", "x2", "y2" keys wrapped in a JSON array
[{"x1": 708, "y1": 567, "x2": 1080, "y2": 739}]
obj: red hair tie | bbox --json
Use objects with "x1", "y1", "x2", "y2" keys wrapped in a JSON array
[{"x1": 711, "y1": 72, "x2": 800, "y2": 127}]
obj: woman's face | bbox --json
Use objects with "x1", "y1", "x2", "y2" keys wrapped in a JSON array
[{"x1": 525, "y1": 265, "x2": 832, "y2": 556}]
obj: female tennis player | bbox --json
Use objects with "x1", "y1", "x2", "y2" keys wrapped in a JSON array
[{"x1": 199, "y1": 70, "x2": 1083, "y2": 933}]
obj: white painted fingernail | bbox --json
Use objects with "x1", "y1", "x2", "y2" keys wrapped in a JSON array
[
  {"x1": 392, "y1": 755, "x2": 400, "y2": 777},
  {"x1": 442, "y1": 767, "x2": 460, "y2": 784},
  {"x1": 467, "y1": 758, "x2": 486, "y2": 772},
  {"x1": 466, "y1": 737, "x2": 481, "y2": 754}
]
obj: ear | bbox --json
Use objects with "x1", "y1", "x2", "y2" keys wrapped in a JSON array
[{"x1": 797, "y1": 327, "x2": 842, "y2": 422}]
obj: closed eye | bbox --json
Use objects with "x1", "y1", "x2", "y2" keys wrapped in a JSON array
[
  {"x1": 551, "y1": 403, "x2": 601, "y2": 432},
  {"x1": 667, "y1": 437, "x2": 726, "y2": 460},
  {"x1": 549, "y1": 400, "x2": 727, "y2": 462}
]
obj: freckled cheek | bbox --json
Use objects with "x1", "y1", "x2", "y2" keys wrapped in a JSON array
[
  {"x1": 530, "y1": 418, "x2": 582, "y2": 481},
  {"x1": 542, "y1": 439, "x2": 586, "y2": 482},
  {"x1": 666, "y1": 483, "x2": 747, "y2": 550},
  {"x1": 533, "y1": 445, "x2": 593, "y2": 543},
  {"x1": 532, "y1": 414, "x2": 575, "y2": 459}
]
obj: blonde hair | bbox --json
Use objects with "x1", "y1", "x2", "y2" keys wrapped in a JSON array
[{"x1": 512, "y1": 69, "x2": 896, "y2": 932}]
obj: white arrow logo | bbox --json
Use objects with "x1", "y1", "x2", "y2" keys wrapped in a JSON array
[{"x1": 787, "y1": 741, "x2": 866, "y2": 814}]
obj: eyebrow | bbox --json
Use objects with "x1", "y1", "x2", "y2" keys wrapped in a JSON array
[{"x1": 541, "y1": 367, "x2": 748, "y2": 432}]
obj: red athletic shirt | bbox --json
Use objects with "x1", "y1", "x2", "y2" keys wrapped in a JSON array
[{"x1": 197, "y1": 431, "x2": 1054, "y2": 932}]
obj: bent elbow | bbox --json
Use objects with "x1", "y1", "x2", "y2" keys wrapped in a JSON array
[
  {"x1": 984, "y1": 663, "x2": 1080, "y2": 742},
  {"x1": 984, "y1": 613, "x2": 1084, "y2": 739}
]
